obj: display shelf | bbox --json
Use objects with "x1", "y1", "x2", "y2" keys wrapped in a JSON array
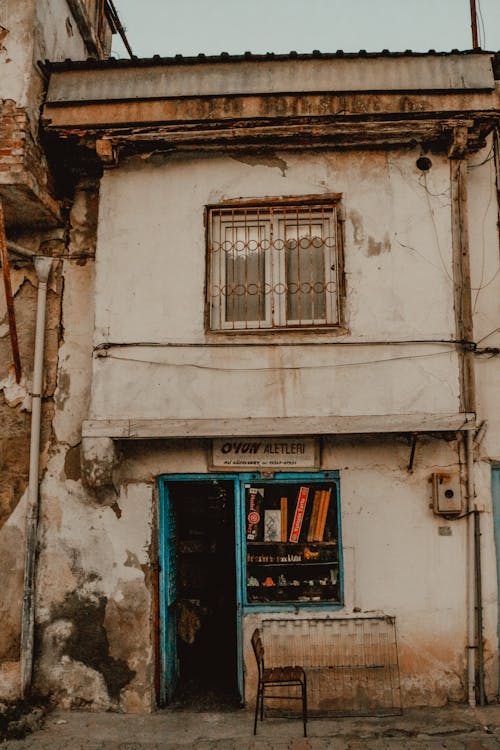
[
  {"x1": 245, "y1": 481, "x2": 341, "y2": 604},
  {"x1": 247, "y1": 541, "x2": 338, "y2": 547},
  {"x1": 248, "y1": 561, "x2": 339, "y2": 567}
]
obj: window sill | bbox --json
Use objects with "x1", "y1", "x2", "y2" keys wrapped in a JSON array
[{"x1": 204, "y1": 325, "x2": 350, "y2": 345}]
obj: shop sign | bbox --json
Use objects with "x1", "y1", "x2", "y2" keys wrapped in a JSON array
[{"x1": 211, "y1": 437, "x2": 318, "y2": 470}]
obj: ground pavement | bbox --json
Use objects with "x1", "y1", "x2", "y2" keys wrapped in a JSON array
[{"x1": 5, "y1": 705, "x2": 500, "y2": 749}]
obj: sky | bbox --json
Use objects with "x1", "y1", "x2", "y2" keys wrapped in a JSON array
[{"x1": 111, "y1": 0, "x2": 500, "y2": 59}]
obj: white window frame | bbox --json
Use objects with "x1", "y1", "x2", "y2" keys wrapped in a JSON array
[{"x1": 207, "y1": 197, "x2": 343, "y2": 333}]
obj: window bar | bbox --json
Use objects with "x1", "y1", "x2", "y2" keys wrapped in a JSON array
[
  {"x1": 217, "y1": 209, "x2": 222, "y2": 329},
  {"x1": 269, "y1": 206, "x2": 274, "y2": 326},
  {"x1": 227, "y1": 209, "x2": 233, "y2": 329},
  {"x1": 321, "y1": 204, "x2": 326, "y2": 325},
  {"x1": 336, "y1": 209, "x2": 342, "y2": 322},
  {"x1": 261, "y1": 206, "x2": 267, "y2": 328},
  {"x1": 295, "y1": 205, "x2": 302, "y2": 324},
  {"x1": 242, "y1": 208, "x2": 247, "y2": 329},
  {"x1": 234, "y1": 208, "x2": 239, "y2": 329},
  {"x1": 257, "y1": 206, "x2": 266, "y2": 324},
  {"x1": 308, "y1": 206, "x2": 315, "y2": 324}
]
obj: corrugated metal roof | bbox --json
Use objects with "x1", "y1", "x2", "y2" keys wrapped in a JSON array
[{"x1": 45, "y1": 48, "x2": 496, "y2": 72}]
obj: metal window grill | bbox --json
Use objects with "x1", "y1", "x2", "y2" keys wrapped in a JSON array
[
  {"x1": 261, "y1": 617, "x2": 402, "y2": 717},
  {"x1": 208, "y1": 203, "x2": 340, "y2": 331}
]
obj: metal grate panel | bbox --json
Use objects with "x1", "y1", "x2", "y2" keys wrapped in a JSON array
[
  {"x1": 262, "y1": 616, "x2": 402, "y2": 717},
  {"x1": 208, "y1": 203, "x2": 340, "y2": 331}
]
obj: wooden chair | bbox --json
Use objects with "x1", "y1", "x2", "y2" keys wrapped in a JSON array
[{"x1": 251, "y1": 628, "x2": 307, "y2": 737}]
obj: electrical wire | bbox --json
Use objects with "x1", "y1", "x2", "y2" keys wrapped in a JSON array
[
  {"x1": 476, "y1": 0, "x2": 487, "y2": 48},
  {"x1": 417, "y1": 174, "x2": 451, "y2": 198},
  {"x1": 94, "y1": 337, "x2": 466, "y2": 351},
  {"x1": 467, "y1": 146, "x2": 494, "y2": 169},
  {"x1": 394, "y1": 234, "x2": 451, "y2": 278},
  {"x1": 422, "y1": 173, "x2": 454, "y2": 283},
  {"x1": 473, "y1": 155, "x2": 496, "y2": 310},
  {"x1": 472, "y1": 265, "x2": 500, "y2": 293},
  {"x1": 477, "y1": 326, "x2": 500, "y2": 345},
  {"x1": 99, "y1": 348, "x2": 456, "y2": 372}
]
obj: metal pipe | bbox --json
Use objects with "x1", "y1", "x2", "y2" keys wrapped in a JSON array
[
  {"x1": 20, "y1": 255, "x2": 53, "y2": 698},
  {"x1": 466, "y1": 428, "x2": 476, "y2": 706},
  {"x1": 470, "y1": 0, "x2": 480, "y2": 48},
  {"x1": 474, "y1": 507, "x2": 485, "y2": 705}
]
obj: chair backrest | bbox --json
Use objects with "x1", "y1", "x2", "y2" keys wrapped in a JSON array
[{"x1": 251, "y1": 628, "x2": 265, "y2": 676}]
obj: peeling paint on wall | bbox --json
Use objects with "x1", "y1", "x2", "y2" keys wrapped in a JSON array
[
  {"x1": 230, "y1": 152, "x2": 288, "y2": 177},
  {"x1": 367, "y1": 232, "x2": 392, "y2": 257},
  {"x1": 44, "y1": 591, "x2": 135, "y2": 702}
]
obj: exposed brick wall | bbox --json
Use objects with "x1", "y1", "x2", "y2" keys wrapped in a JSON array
[
  {"x1": 0, "y1": 99, "x2": 52, "y2": 192},
  {"x1": 0, "y1": 100, "x2": 25, "y2": 176}
]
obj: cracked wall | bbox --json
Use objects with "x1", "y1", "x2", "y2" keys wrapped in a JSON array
[
  {"x1": 1, "y1": 181, "x2": 156, "y2": 710},
  {"x1": 22, "y1": 185, "x2": 154, "y2": 713},
  {"x1": 1, "y1": 116, "x2": 498, "y2": 713},
  {"x1": 0, "y1": 260, "x2": 60, "y2": 527},
  {"x1": 0, "y1": 248, "x2": 60, "y2": 699},
  {"x1": 34, "y1": 480, "x2": 153, "y2": 712},
  {"x1": 115, "y1": 432, "x2": 496, "y2": 708},
  {"x1": 0, "y1": 0, "x2": 154, "y2": 711},
  {"x1": 90, "y1": 148, "x2": 460, "y2": 424}
]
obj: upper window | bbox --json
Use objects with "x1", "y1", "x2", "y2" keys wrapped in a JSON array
[{"x1": 207, "y1": 198, "x2": 343, "y2": 332}]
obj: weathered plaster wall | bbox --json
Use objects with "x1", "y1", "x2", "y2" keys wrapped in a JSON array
[
  {"x1": 35, "y1": 479, "x2": 154, "y2": 711},
  {"x1": 0, "y1": 186, "x2": 147, "y2": 709},
  {"x1": 115, "y1": 433, "x2": 492, "y2": 707},
  {"x1": 468, "y1": 138, "x2": 500, "y2": 460},
  {"x1": 0, "y1": 245, "x2": 61, "y2": 699},
  {"x1": 0, "y1": 0, "x2": 89, "y2": 130},
  {"x1": 0, "y1": 186, "x2": 158, "y2": 712},
  {"x1": 91, "y1": 147, "x2": 460, "y2": 423},
  {"x1": 0, "y1": 0, "x2": 107, "y2": 228},
  {"x1": 0, "y1": 0, "x2": 36, "y2": 108},
  {"x1": 28, "y1": 186, "x2": 156, "y2": 711},
  {"x1": 1, "y1": 87, "x2": 496, "y2": 715},
  {"x1": 0, "y1": 0, "x2": 98, "y2": 110},
  {"x1": 0, "y1": 0, "x2": 143, "y2": 711},
  {"x1": 467, "y1": 135, "x2": 500, "y2": 697},
  {"x1": 35, "y1": 0, "x2": 91, "y2": 65},
  {"x1": 0, "y1": 255, "x2": 60, "y2": 526}
]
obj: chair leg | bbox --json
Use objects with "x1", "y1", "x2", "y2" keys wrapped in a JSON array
[
  {"x1": 302, "y1": 675, "x2": 308, "y2": 738},
  {"x1": 260, "y1": 684, "x2": 265, "y2": 721},
  {"x1": 253, "y1": 681, "x2": 260, "y2": 735}
]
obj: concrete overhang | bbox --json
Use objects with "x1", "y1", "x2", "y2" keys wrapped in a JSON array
[
  {"x1": 82, "y1": 413, "x2": 476, "y2": 440},
  {"x1": 0, "y1": 172, "x2": 62, "y2": 229},
  {"x1": 41, "y1": 52, "x2": 500, "y2": 157}
]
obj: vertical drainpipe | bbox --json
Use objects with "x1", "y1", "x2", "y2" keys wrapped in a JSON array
[
  {"x1": 466, "y1": 428, "x2": 477, "y2": 706},
  {"x1": 20, "y1": 256, "x2": 53, "y2": 698}
]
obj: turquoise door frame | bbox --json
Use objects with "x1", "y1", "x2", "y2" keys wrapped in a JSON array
[
  {"x1": 159, "y1": 482, "x2": 179, "y2": 704},
  {"x1": 158, "y1": 470, "x2": 341, "y2": 705},
  {"x1": 492, "y1": 467, "x2": 500, "y2": 695},
  {"x1": 158, "y1": 473, "x2": 249, "y2": 705}
]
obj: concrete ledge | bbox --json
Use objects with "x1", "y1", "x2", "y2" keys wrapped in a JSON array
[{"x1": 82, "y1": 413, "x2": 476, "y2": 439}]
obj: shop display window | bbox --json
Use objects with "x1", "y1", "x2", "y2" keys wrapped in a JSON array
[{"x1": 245, "y1": 481, "x2": 341, "y2": 604}]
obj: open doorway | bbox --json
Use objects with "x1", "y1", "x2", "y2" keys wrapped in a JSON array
[{"x1": 162, "y1": 480, "x2": 240, "y2": 709}]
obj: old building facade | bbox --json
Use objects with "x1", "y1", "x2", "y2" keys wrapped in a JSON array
[
  {"x1": 0, "y1": 0, "x2": 116, "y2": 704},
  {"x1": 1, "y1": 25, "x2": 500, "y2": 716}
]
